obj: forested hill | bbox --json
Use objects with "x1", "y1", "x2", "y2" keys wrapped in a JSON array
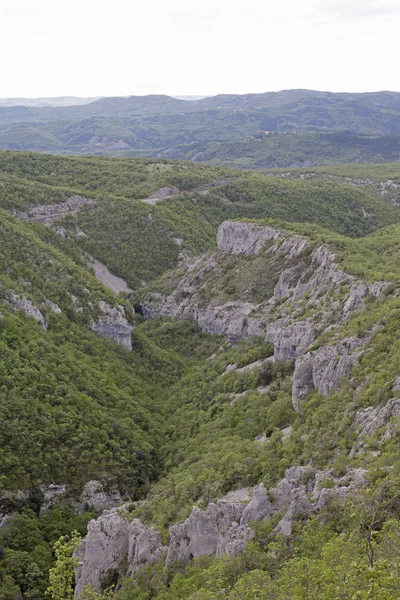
[
  {"x1": 1, "y1": 90, "x2": 400, "y2": 166},
  {"x1": 2, "y1": 153, "x2": 400, "y2": 598}
]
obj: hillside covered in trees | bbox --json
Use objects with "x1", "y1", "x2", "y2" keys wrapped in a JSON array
[
  {"x1": 2, "y1": 153, "x2": 400, "y2": 598},
  {"x1": 2, "y1": 90, "x2": 400, "y2": 168}
]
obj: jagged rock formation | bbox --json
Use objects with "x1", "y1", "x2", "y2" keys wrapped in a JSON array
[
  {"x1": 91, "y1": 301, "x2": 134, "y2": 350},
  {"x1": 74, "y1": 508, "x2": 131, "y2": 597},
  {"x1": 5, "y1": 293, "x2": 47, "y2": 330},
  {"x1": 291, "y1": 337, "x2": 363, "y2": 411},
  {"x1": 216, "y1": 221, "x2": 286, "y2": 255},
  {"x1": 80, "y1": 480, "x2": 123, "y2": 512},
  {"x1": 142, "y1": 220, "x2": 388, "y2": 407},
  {"x1": 350, "y1": 398, "x2": 400, "y2": 455},
  {"x1": 74, "y1": 466, "x2": 367, "y2": 596},
  {"x1": 166, "y1": 501, "x2": 254, "y2": 565},
  {"x1": 4, "y1": 292, "x2": 134, "y2": 350},
  {"x1": 74, "y1": 508, "x2": 167, "y2": 597}
]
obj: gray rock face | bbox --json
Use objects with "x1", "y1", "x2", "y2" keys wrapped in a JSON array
[
  {"x1": 41, "y1": 484, "x2": 67, "y2": 511},
  {"x1": 74, "y1": 508, "x2": 129, "y2": 597},
  {"x1": 166, "y1": 500, "x2": 252, "y2": 566},
  {"x1": 80, "y1": 480, "x2": 122, "y2": 512},
  {"x1": 216, "y1": 522, "x2": 255, "y2": 557},
  {"x1": 127, "y1": 519, "x2": 167, "y2": 576},
  {"x1": 241, "y1": 466, "x2": 367, "y2": 536},
  {"x1": 350, "y1": 398, "x2": 400, "y2": 455},
  {"x1": 6, "y1": 293, "x2": 47, "y2": 330},
  {"x1": 74, "y1": 466, "x2": 368, "y2": 596},
  {"x1": 12, "y1": 195, "x2": 94, "y2": 223},
  {"x1": 91, "y1": 302, "x2": 134, "y2": 350},
  {"x1": 142, "y1": 222, "x2": 386, "y2": 397},
  {"x1": 292, "y1": 338, "x2": 362, "y2": 411},
  {"x1": 74, "y1": 508, "x2": 167, "y2": 597},
  {"x1": 41, "y1": 300, "x2": 62, "y2": 314},
  {"x1": 266, "y1": 321, "x2": 316, "y2": 362},
  {"x1": 241, "y1": 484, "x2": 273, "y2": 524},
  {"x1": 217, "y1": 221, "x2": 285, "y2": 255}
]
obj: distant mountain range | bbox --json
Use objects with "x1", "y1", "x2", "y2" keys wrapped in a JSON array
[
  {"x1": 1, "y1": 89, "x2": 400, "y2": 167},
  {"x1": 0, "y1": 96, "x2": 102, "y2": 108}
]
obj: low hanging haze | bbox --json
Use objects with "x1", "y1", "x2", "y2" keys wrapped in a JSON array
[{"x1": 1, "y1": 0, "x2": 399, "y2": 98}]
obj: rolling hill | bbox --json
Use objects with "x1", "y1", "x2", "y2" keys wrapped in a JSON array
[{"x1": 2, "y1": 90, "x2": 400, "y2": 167}]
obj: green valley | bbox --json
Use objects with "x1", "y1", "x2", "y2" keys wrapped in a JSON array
[{"x1": 1, "y1": 152, "x2": 400, "y2": 599}]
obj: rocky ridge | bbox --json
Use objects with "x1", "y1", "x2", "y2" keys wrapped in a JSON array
[
  {"x1": 142, "y1": 220, "x2": 388, "y2": 410},
  {"x1": 74, "y1": 466, "x2": 367, "y2": 596},
  {"x1": 2, "y1": 291, "x2": 133, "y2": 350}
]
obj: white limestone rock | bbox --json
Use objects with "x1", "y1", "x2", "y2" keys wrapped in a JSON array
[
  {"x1": 91, "y1": 302, "x2": 134, "y2": 350},
  {"x1": 166, "y1": 501, "x2": 249, "y2": 566},
  {"x1": 74, "y1": 508, "x2": 129, "y2": 597},
  {"x1": 292, "y1": 337, "x2": 363, "y2": 411},
  {"x1": 350, "y1": 398, "x2": 400, "y2": 455},
  {"x1": 217, "y1": 221, "x2": 285, "y2": 255},
  {"x1": 127, "y1": 519, "x2": 168, "y2": 575},
  {"x1": 7, "y1": 293, "x2": 47, "y2": 330},
  {"x1": 80, "y1": 480, "x2": 122, "y2": 512}
]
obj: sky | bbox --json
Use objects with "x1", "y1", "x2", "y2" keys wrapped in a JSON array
[{"x1": 0, "y1": 0, "x2": 399, "y2": 98}]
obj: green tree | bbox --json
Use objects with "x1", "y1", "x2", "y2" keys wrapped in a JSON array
[{"x1": 46, "y1": 531, "x2": 81, "y2": 600}]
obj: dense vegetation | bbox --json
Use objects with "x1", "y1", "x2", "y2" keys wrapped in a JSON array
[
  {"x1": 2, "y1": 153, "x2": 400, "y2": 598},
  {"x1": 2, "y1": 152, "x2": 400, "y2": 290},
  {"x1": 2, "y1": 91, "x2": 400, "y2": 168}
]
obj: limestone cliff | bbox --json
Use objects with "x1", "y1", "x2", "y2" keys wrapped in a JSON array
[
  {"x1": 142, "y1": 220, "x2": 388, "y2": 409},
  {"x1": 74, "y1": 466, "x2": 367, "y2": 596},
  {"x1": 90, "y1": 301, "x2": 134, "y2": 351}
]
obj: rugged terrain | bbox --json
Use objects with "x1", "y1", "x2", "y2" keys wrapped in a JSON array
[{"x1": 2, "y1": 153, "x2": 400, "y2": 598}]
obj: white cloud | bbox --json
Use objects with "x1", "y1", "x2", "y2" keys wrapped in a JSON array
[
  {"x1": 317, "y1": 0, "x2": 400, "y2": 20},
  {"x1": 0, "y1": 0, "x2": 399, "y2": 98}
]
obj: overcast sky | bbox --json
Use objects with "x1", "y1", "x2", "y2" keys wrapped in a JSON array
[{"x1": 1, "y1": 0, "x2": 399, "y2": 98}]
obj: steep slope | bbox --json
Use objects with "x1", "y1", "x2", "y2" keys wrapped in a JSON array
[
  {"x1": 2, "y1": 153, "x2": 400, "y2": 292},
  {"x1": 3, "y1": 153, "x2": 400, "y2": 599},
  {"x1": 73, "y1": 218, "x2": 400, "y2": 598}
]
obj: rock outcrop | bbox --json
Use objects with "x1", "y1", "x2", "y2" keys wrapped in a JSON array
[
  {"x1": 350, "y1": 398, "x2": 400, "y2": 455},
  {"x1": 142, "y1": 221, "x2": 388, "y2": 403},
  {"x1": 216, "y1": 221, "x2": 285, "y2": 255},
  {"x1": 12, "y1": 195, "x2": 94, "y2": 223},
  {"x1": 74, "y1": 465, "x2": 367, "y2": 596},
  {"x1": 74, "y1": 508, "x2": 130, "y2": 597},
  {"x1": 74, "y1": 507, "x2": 168, "y2": 597},
  {"x1": 91, "y1": 302, "x2": 134, "y2": 350},
  {"x1": 6, "y1": 293, "x2": 47, "y2": 330},
  {"x1": 292, "y1": 337, "x2": 363, "y2": 411},
  {"x1": 242, "y1": 466, "x2": 367, "y2": 536},
  {"x1": 80, "y1": 480, "x2": 123, "y2": 512},
  {"x1": 166, "y1": 501, "x2": 253, "y2": 565}
]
